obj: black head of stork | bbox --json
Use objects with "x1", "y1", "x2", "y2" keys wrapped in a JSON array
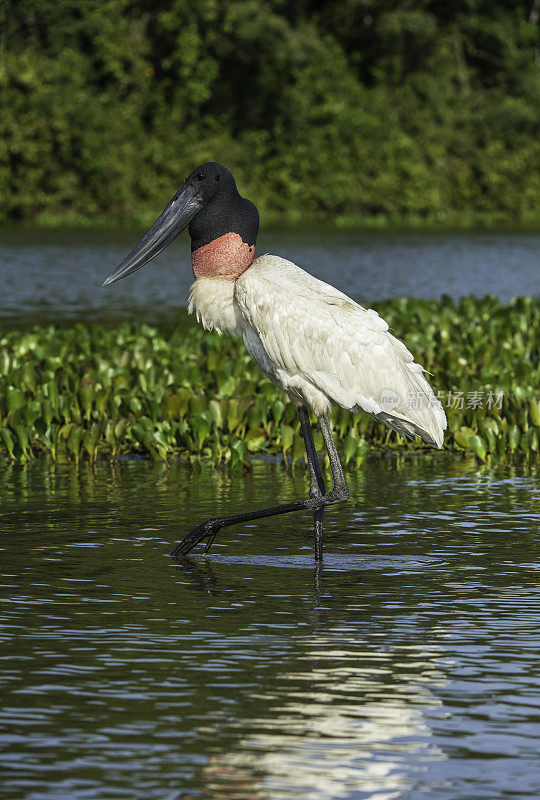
[{"x1": 102, "y1": 162, "x2": 259, "y2": 286}]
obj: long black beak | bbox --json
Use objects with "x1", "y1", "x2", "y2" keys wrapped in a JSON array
[{"x1": 102, "y1": 183, "x2": 202, "y2": 286}]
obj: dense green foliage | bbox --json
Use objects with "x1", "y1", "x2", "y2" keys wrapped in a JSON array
[
  {"x1": 0, "y1": 296, "x2": 537, "y2": 466},
  {"x1": 2, "y1": 1, "x2": 539, "y2": 226}
]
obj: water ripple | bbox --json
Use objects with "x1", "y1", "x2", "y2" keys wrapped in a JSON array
[{"x1": 0, "y1": 457, "x2": 539, "y2": 799}]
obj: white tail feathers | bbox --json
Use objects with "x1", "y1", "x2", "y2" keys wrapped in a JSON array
[
  {"x1": 369, "y1": 364, "x2": 447, "y2": 448},
  {"x1": 374, "y1": 408, "x2": 446, "y2": 448}
]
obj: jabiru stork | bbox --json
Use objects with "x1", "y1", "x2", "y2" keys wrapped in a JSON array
[{"x1": 102, "y1": 163, "x2": 447, "y2": 561}]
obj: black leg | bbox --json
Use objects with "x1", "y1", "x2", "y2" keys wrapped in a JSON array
[
  {"x1": 170, "y1": 407, "x2": 350, "y2": 560},
  {"x1": 171, "y1": 492, "x2": 323, "y2": 558},
  {"x1": 297, "y1": 405, "x2": 326, "y2": 561},
  {"x1": 297, "y1": 406, "x2": 325, "y2": 498},
  {"x1": 318, "y1": 413, "x2": 350, "y2": 503},
  {"x1": 313, "y1": 507, "x2": 324, "y2": 562}
]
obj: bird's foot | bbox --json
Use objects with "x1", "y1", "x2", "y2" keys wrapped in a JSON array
[
  {"x1": 171, "y1": 518, "x2": 223, "y2": 559},
  {"x1": 324, "y1": 485, "x2": 350, "y2": 504},
  {"x1": 308, "y1": 485, "x2": 349, "y2": 507}
]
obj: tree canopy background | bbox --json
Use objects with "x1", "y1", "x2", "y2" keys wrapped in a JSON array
[{"x1": 1, "y1": 0, "x2": 539, "y2": 226}]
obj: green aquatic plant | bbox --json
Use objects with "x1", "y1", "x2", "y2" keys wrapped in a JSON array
[{"x1": 0, "y1": 296, "x2": 537, "y2": 465}]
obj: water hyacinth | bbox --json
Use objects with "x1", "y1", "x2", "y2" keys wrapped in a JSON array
[{"x1": 0, "y1": 296, "x2": 537, "y2": 465}]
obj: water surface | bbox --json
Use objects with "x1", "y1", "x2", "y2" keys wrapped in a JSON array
[
  {"x1": 1, "y1": 228, "x2": 538, "y2": 325},
  {"x1": 1, "y1": 455, "x2": 539, "y2": 799}
]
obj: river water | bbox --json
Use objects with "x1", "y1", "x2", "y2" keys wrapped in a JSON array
[
  {"x1": 0, "y1": 227, "x2": 538, "y2": 325},
  {"x1": 1, "y1": 455, "x2": 539, "y2": 800}
]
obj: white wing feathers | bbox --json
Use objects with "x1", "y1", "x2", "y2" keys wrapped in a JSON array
[{"x1": 235, "y1": 255, "x2": 447, "y2": 448}]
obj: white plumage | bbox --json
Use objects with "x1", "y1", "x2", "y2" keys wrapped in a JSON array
[
  {"x1": 104, "y1": 162, "x2": 448, "y2": 558},
  {"x1": 189, "y1": 254, "x2": 447, "y2": 448}
]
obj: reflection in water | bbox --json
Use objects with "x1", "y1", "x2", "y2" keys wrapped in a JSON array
[
  {"x1": 179, "y1": 559, "x2": 448, "y2": 799},
  {"x1": 198, "y1": 628, "x2": 447, "y2": 800},
  {"x1": 0, "y1": 455, "x2": 539, "y2": 800}
]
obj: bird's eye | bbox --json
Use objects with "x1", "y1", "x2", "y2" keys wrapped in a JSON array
[
  {"x1": 215, "y1": 174, "x2": 220, "y2": 182},
  {"x1": 196, "y1": 173, "x2": 205, "y2": 181}
]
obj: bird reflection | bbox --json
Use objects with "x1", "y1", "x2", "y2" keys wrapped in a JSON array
[
  {"x1": 174, "y1": 553, "x2": 329, "y2": 611},
  {"x1": 172, "y1": 557, "x2": 447, "y2": 799},
  {"x1": 175, "y1": 555, "x2": 219, "y2": 596},
  {"x1": 197, "y1": 632, "x2": 445, "y2": 798}
]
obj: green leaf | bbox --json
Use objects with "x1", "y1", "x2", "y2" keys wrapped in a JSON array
[
  {"x1": 13, "y1": 425, "x2": 32, "y2": 459},
  {"x1": 508, "y1": 424, "x2": 520, "y2": 452},
  {"x1": 230, "y1": 439, "x2": 247, "y2": 470},
  {"x1": 6, "y1": 388, "x2": 25, "y2": 413},
  {"x1": 272, "y1": 399, "x2": 285, "y2": 424},
  {"x1": 291, "y1": 432, "x2": 305, "y2": 467},
  {"x1": 453, "y1": 426, "x2": 476, "y2": 449},
  {"x1": 343, "y1": 430, "x2": 358, "y2": 464},
  {"x1": 45, "y1": 381, "x2": 59, "y2": 410},
  {"x1": 0, "y1": 427, "x2": 15, "y2": 458},
  {"x1": 95, "y1": 389, "x2": 110, "y2": 415},
  {"x1": 227, "y1": 399, "x2": 240, "y2": 432},
  {"x1": 280, "y1": 424, "x2": 294, "y2": 459},
  {"x1": 530, "y1": 399, "x2": 540, "y2": 427},
  {"x1": 215, "y1": 370, "x2": 237, "y2": 396},
  {"x1": 208, "y1": 399, "x2": 223, "y2": 429},
  {"x1": 355, "y1": 438, "x2": 368, "y2": 466},
  {"x1": 245, "y1": 426, "x2": 266, "y2": 452},
  {"x1": 484, "y1": 428, "x2": 497, "y2": 454},
  {"x1": 82, "y1": 426, "x2": 100, "y2": 460},
  {"x1": 114, "y1": 418, "x2": 128, "y2": 440},
  {"x1": 469, "y1": 434, "x2": 487, "y2": 462},
  {"x1": 79, "y1": 384, "x2": 95, "y2": 419},
  {"x1": 481, "y1": 417, "x2": 499, "y2": 436},
  {"x1": 67, "y1": 426, "x2": 83, "y2": 460},
  {"x1": 189, "y1": 395, "x2": 207, "y2": 415},
  {"x1": 191, "y1": 411, "x2": 212, "y2": 450}
]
